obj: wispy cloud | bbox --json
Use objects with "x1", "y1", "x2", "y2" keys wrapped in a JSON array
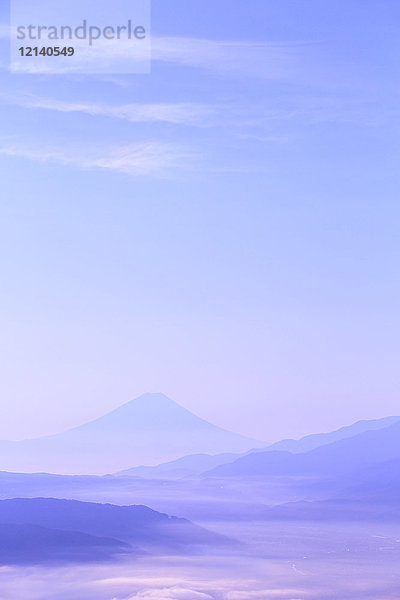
[
  {"x1": 4, "y1": 94, "x2": 216, "y2": 126},
  {"x1": 225, "y1": 591, "x2": 307, "y2": 599},
  {"x1": 0, "y1": 139, "x2": 186, "y2": 176},
  {"x1": 2, "y1": 85, "x2": 388, "y2": 140},
  {"x1": 120, "y1": 588, "x2": 213, "y2": 599},
  {"x1": 152, "y1": 36, "x2": 306, "y2": 79},
  {"x1": 96, "y1": 573, "x2": 310, "y2": 600}
]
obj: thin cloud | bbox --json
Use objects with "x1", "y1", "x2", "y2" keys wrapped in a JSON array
[
  {"x1": 120, "y1": 588, "x2": 213, "y2": 599},
  {"x1": 5, "y1": 95, "x2": 216, "y2": 126},
  {"x1": 0, "y1": 139, "x2": 186, "y2": 176},
  {"x1": 152, "y1": 36, "x2": 306, "y2": 79},
  {"x1": 225, "y1": 591, "x2": 307, "y2": 599}
]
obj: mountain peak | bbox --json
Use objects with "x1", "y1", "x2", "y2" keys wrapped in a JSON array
[
  {"x1": 0, "y1": 393, "x2": 265, "y2": 475},
  {"x1": 126, "y1": 392, "x2": 183, "y2": 410},
  {"x1": 80, "y1": 392, "x2": 217, "y2": 434},
  {"x1": 131, "y1": 392, "x2": 175, "y2": 403}
]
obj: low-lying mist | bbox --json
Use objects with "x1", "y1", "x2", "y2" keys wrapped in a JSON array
[{"x1": 1, "y1": 520, "x2": 400, "y2": 600}]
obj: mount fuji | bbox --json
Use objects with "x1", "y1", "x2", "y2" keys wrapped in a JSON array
[{"x1": 0, "y1": 393, "x2": 265, "y2": 475}]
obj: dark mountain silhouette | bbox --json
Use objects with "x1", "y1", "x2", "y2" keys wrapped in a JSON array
[
  {"x1": 0, "y1": 498, "x2": 232, "y2": 550},
  {"x1": 0, "y1": 393, "x2": 264, "y2": 475},
  {"x1": 205, "y1": 419, "x2": 400, "y2": 479},
  {"x1": 0, "y1": 523, "x2": 129, "y2": 565}
]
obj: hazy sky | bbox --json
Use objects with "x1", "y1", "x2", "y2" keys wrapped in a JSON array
[{"x1": 0, "y1": 0, "x2": 399, "y2": 442}]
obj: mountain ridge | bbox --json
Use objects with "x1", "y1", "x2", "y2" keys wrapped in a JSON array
[
  {"x1": 204, "y1": 418, "x2": 400, "y2": 479},
  {"x1": 266, "y1": 415, "x2": 400, "y2": 454}
]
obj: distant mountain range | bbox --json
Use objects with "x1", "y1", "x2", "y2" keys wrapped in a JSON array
[
  {"x1": 117, "y1": 451, "x2": 243, "y2": 479},
  {"x1": 255, "y1": 456, "x2": 400, "y2": 523},
  {"x1": 2, "y1": 409, "x2": 400, "y2": 570},
  {"x1": 257, "y1": 496, "x2": 400, "y2": 522},
  {"x1": 266, "y1": 415, "x2": 400, "y2": 454},
  {"x1": 117, "y1": 415, "x2": 400, "y2": 480},
  {"x1": 0, "y1": 393, "x2": 265, "y2": 475},
  {"x1": 205, "y1": 418, "x2": 400, "y2": 479},
  {"x1": 0, "y1": 414, "x2": 400, "y2": 528}
]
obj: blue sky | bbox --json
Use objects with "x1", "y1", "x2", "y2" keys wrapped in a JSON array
[{"x1": 0, "y1": 0, "x2": 399, "y2": 442}]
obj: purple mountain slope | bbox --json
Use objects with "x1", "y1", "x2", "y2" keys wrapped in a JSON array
[
  {"x1": 0, "y1": 497, "x2": 232, "y2": 550},
  {"x1": 0, "y1": 523, "x2": 129, "y2": 566}
]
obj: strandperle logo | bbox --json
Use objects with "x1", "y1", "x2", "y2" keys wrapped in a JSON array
[
  {"x1": 16, "y1": 20, "x2": 147, "y2": 46},
  {"x1": 10, "y1": 0, "x2": 151, "y2": 74}
]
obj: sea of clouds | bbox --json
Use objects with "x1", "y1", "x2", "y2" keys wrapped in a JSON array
[{"x1": 0, "y1": 549, "x2": 398, "y2": 600}]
